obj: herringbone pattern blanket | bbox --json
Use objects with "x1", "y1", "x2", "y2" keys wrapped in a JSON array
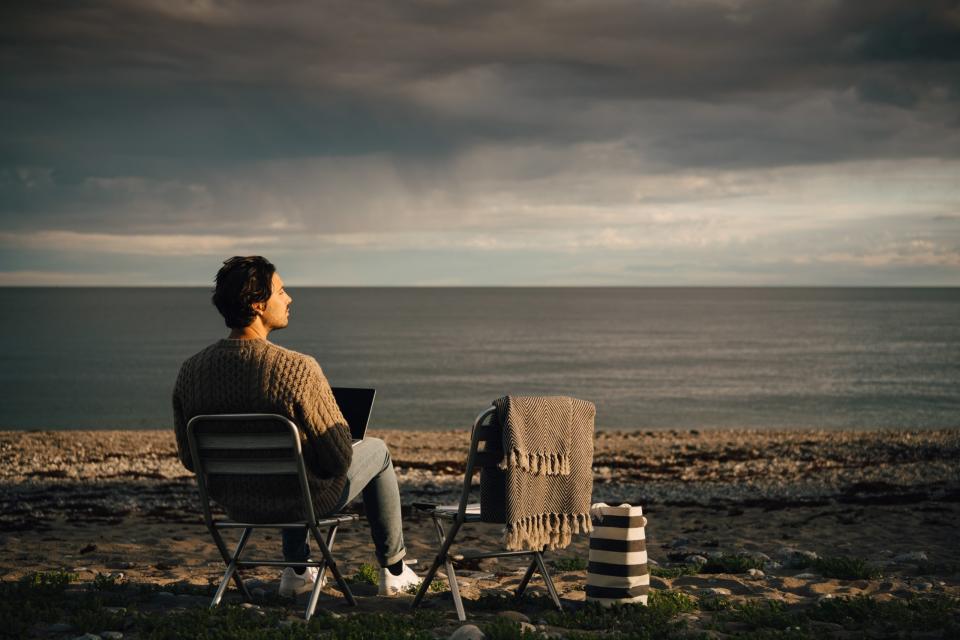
[{"x1": 493, "y1": 396, "x2": 595, "y2": 551}]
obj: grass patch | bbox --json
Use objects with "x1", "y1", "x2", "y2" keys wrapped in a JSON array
[
  {"x1": 542, "y1": 590, "x2": 695, "y2": 636},
  {"x1": 482, "y1": 617, "x2": 540, "y2": 639},
  {"x1": 349, "y1": 563, "x2": 379, "y2": 586},
  {"x1": 699, "y1": 554, "x2": 765, "y2": 574},
  {"x1": 650, "y1": 564, "x2": 700, "y2": 579},
  {"x1": 808, "y1": 556, "x2": 882, "y2": 580},
  {"x1": 549, "y1": 556, "x2": 588, "y2": 572}
]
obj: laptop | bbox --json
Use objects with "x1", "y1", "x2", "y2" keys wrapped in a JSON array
[{"x1": 331, "y1": 387, "x2": 376, "y2": 446}]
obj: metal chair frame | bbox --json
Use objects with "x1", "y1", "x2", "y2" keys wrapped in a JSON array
[
  {"x1": 410, "y1": 406, "x2": 562, "y2": 621},
  {"x1": 186, "y1": 413, "x2": 358, "y2": 619}
]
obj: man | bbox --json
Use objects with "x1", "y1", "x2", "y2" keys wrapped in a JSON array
[{"x1": 172, "y1": 256, "x2": 419, "y2": 598}]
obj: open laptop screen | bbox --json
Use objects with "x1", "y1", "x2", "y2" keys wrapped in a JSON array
[{"x1": 330, "y1": 387, "x2": 376, "y2": 441}]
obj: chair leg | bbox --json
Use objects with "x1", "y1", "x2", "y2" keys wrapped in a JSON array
[
  {"x1": 514, "y1": 556, "x2": 538, "y2": 599},
  {"x1": 211, "y1": 527, "x2": 253, "y2": 606},
  {"x1": 534, "y1": 552, "x2": 563, "y2": 611},
  {"x1": 305, "y1": 524, "x2": 339, "y2": 620},
  {"x1": 309, "y1": 523, "x2": 356, "y2": 607},
  {"x1": 412, "y1": 517, "x2": 463, "y2": 615}
]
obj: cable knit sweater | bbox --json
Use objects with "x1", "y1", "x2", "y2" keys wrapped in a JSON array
[{"x1": 172, "y1": 338, "x2": 353, "y2": 522}]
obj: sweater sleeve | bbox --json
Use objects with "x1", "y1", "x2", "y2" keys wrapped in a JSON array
[
  {"x1": 171, "y1": 363, "x2": 195, "y2": 472},
  {"x1": 281, "y1": 354, "x2": 353, "y2": 478}
]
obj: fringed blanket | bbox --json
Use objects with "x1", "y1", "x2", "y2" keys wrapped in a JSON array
[{"x1": 493, "y1": 396, "x2": 595, "y2": 551}]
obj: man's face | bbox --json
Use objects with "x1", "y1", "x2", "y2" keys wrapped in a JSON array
[{"x1": 258, "y1": 272, "x2": 293, "y2": 331}]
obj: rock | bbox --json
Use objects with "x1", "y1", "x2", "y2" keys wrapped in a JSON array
[
  {"x1": 670, "y1": 537, "x2": 692, "y2": 548},
  {"x1": 748, "y1": 552, "x2": 771, "y2": 562},
  {"x1": 776, "y1": 548, "x2": 819, "y2": 569},
  {"x1": 893, "y1": 551, "x2": 928, "y2": 563},
  {"x1": 101, "y1": 632, "x2": 123, "y2": 640},
  {"x1": 794, "y1": 573, "x2": 818, "y2": 579},
  {"x1": 47, "y1": 623, "x2": 74, "y2": 633},
  {"x1": 650, "y1": 576, "x2": 671, "y2": 590},
  {"x1": 765, "y1": 560, "x2": 783, "y2": 570},
  {"x1": 152, "y1": 591, "x2": 175, "y2": 600},
  {"x1": 497, "y1": 611, "x2": 531, "y2": 624},
  {"x1": 747, "y1": 568, "x2": 765, "y2": 578},
  {"x1": 72, "y1": 634, "x2": 101, "y2": 640},
  {"x1": 251, "y1": 588, "x2": 267, "y2": 599},
  {"x1": 878, "y1": 581, "x2": 895, "y2": 591},
  {"x1": 449, "y1": 624, "x2": 485, "y2": 640},
  {"x1": 685, "y1": 555, "x2": 708, "y2": 565},
  {"x1": 697, "y1": 587, "x2": 732, "y2": 597},
  {"x1": 915, "y1": 582, "x2": 933, "y2": 591},
  {"x1": 706, "y1": 550, "x2": 725, "y2": 559},
  {"x1": 519, "y1": 622, "x2": 537, "y2": 634}
]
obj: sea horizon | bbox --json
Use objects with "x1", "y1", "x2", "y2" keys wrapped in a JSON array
[{"x1": 2, "y1": 286, "x2": 958, "y2": 431}]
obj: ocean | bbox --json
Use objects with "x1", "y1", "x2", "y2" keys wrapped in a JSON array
[{"x1": 2, "y1": 287, "x2": 958, "y2": 431}]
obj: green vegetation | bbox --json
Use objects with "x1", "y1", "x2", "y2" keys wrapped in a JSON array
[
  {"x1": 349, "y1": 562, "x2": 379, "y2": 586},
  {"x1": 550, "y1": 556, "x2": 589, "y2": 572},
  {"x1": 1, "y1": 568, "x2": 957, "y2": 640},
  {"x1": 699, "y1": 554, "x2": 765, "y2": 574},
  {"x1": 481, "y1": 617, "x2": 541, "y2": 639},
  {"x1": 808, "y1": 556, "x2": 882, "y2": 580},
  {"x1": 649, "y1": 564, "x2": 700, "y2": 579}
]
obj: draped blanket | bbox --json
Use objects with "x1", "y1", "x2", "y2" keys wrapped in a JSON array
[{"x1": 493, "y1": 396, "x2": 595, "y2": 551}]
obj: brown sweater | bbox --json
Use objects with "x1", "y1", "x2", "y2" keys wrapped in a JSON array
[{"x1": 172, "y1": 338, "x2": 353, "y2": 522}]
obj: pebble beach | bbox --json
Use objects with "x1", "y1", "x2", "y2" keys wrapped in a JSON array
[{"x1": 2, "y1": 428, "x2": 959, "y2": 638}]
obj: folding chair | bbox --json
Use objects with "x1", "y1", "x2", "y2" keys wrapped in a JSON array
[
  {"x1": 410, "y1": 406, "x2": 563, "y2": 622},
  {"x1": 186, "y1": 413, "x2": 358, "y2": 619}
]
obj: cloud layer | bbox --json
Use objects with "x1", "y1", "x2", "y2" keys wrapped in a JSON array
[{"x1": 1, "y1": 0, "x2": 958, "y2": 284}]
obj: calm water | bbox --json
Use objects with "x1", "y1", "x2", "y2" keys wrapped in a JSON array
[{"x1": 1, "y1": 287, "x2": 958, "y2": 430}]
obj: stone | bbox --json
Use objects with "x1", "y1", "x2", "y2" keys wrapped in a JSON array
[
  {"x1": 519, "y1": 622, "x2": 537, "y2": 634},
  {"x1": 670, "y1": 537, "x2": 692, "y2": 548},
  {"x1": 794, "y1": 573, "x2": 818, "y2": 579},
  {"x1": 449, "y1": 624, "x2": 485, "y2": 640},
  {"x1": 72, "y1": 634, "x2": 101, "y2": 640},
  {"x1": 706, "y1": 550, "x2": 725, "y2": 559},
  {"x1": 697, "y1": 587, "x2": 732, "y2": 597},
  {"x1": 776, "y1": 548, "x2": 819, "y2": 569},
  {"x1": 152, "y1": 591, "x2": 175, "y2": 600},
  {"x1": 497, "y1": 611, "x2": 531, "y2": 624},
  {"x1": 650, "y1": 576, "x2": 671, "y2": 590},
  {"x1": 251, "y1": 588, "x2": 267, "y2": 599},
  {"x1": 915, "y1": 582, "x2": 933, "y2": 591},
  {"x1": 765, "y1": 560, "x2": 783, "y2": 570},
  {"x1": 685, "y1": 555, "x2": 708, "y2": 565},
  {"x1": 747, "y1": 568, "x2": 765, "y2": 578},
  {"x1": 101, "y1": 633, "x2": 123, "y2": 640},
  {"x1": 893, "y1": 551, "x2": 928, "y2": 563},
  {"x1": 47, "y1": 623, "x2": 74, "y2": 633}
]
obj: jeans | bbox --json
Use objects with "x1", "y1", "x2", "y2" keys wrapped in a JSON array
[{"x1": 282, "y1": 437, "x2": 406, "y2": 567}]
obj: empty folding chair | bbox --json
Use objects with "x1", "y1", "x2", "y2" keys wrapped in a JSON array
[
  {"x1": 410, "y1": 406, "x2": 565, "y2": 622},
  {"x1": 186, "y1": 413, "x2": 358, "y2": 619}
]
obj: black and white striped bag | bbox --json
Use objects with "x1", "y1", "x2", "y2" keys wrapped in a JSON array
[{"x1": 586, "y1": 503, "x2": 649, "y2": 606}]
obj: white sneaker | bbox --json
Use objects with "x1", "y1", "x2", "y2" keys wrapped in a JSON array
[
  {"x1": 279, "y1": 566, "x2": 323, "y2": 598},
  {"x1": 378, "y1": 562, "x2": 422, "y2": 596}
]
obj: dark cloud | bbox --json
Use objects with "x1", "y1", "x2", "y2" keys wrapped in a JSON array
[{"x1": 1, "y1": 0, "x2": 958, "y2": 262}]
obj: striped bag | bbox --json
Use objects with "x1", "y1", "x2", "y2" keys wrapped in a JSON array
[{"x1": 586, "y1": 503, "x2": 649, "y2": 606}]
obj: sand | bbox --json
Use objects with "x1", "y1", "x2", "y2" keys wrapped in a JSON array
[{"x1": 2, "y1": 428, "x2": 959, "y2": 634}]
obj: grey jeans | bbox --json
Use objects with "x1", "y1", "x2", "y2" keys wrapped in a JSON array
[{"x1": 282, "y1": 437, "x2": 406, "y2": 567}]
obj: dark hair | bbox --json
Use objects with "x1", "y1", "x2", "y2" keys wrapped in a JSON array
[{"x1": 212, "y1": 256, "x2": 276, "y2": 328}]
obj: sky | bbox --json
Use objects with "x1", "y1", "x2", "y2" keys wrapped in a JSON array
[{"x1": 1, "y1": 0, "x2": 959, "y2": 286}]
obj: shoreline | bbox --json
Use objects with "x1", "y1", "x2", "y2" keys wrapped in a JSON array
[{"x1": 2, "y1": 428, "x2": 959, "y2": 636}]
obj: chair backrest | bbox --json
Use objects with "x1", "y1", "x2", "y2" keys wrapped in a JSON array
[
  {"x1": 453, "y1": 406, "x2": 503, "y2": 521},
  {"x1": 186, "y1": 413, "x2": 318, "y2": 525}
]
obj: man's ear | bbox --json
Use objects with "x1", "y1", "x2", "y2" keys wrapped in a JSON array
[{"x1": 251, "y1": 301, "x2": 266, "y2": 316}]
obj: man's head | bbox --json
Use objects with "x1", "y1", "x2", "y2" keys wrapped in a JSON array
[{"x1": 212, "y1": 256, "x2": 292, "y2": 332}]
